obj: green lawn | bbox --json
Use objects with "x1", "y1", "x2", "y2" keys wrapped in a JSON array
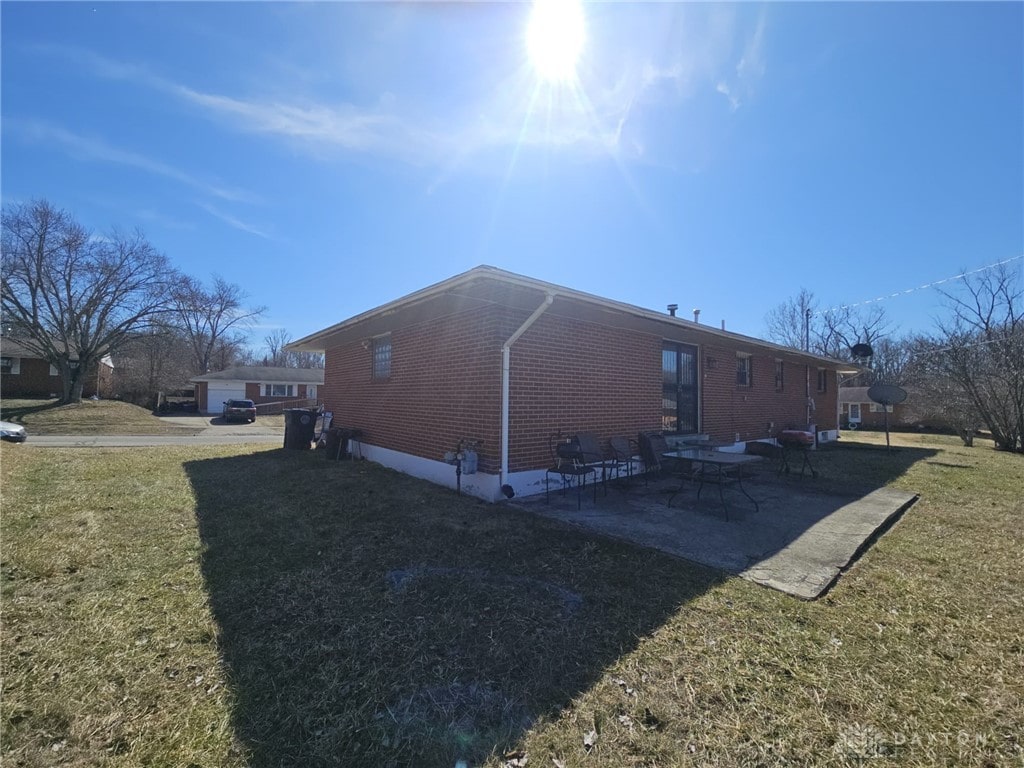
[
  {"x1": 0, "y1": 398, "x2": 201, "y2": 435},
  {"x1": 1, "y1": 434, "x2": 1021, "y2": 766}
]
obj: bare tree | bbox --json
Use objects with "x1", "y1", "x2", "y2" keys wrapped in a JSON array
[
  {"x1": 919, "y1": 264, "x2": 1023, "y2": 452},
  {"x1": 764, "y1": 288, "x2": 891, "y2": 366},
  {"x1": 2, "y1": 199, "x2": 173, "y2": 403},
  {"x1": 818, "y1": 304, "x2": 891, "y2": 361},
  {"x1": 172, "y1": 275, "x2": 265, "y2": 374},
  {"x1": 902, "y1": 335, "x2": 985, "y2": 446},
  {"x1": 764, "y1": 288, "x2": 818, "y2": 351},
  {"x1": 868, "y1": 335, "x2": 914, "y2": 386},
  {"x1": 262, "y1": 328, "x2": 325, "y2": 368},
  {"x1": 264, "y1": 328, "x2": 291, "y2": 366},
  {"x1": 113, "y1": 323, "x2": 193, "y2": 407}
]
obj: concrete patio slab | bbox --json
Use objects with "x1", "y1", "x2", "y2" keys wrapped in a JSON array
[{"x1": 510, "y1": 475, "x2": 918, "y2": 599}]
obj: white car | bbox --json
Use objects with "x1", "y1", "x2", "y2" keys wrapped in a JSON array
[{"x1": 0, "y1": 420, "x2": 28, "y2": 443}]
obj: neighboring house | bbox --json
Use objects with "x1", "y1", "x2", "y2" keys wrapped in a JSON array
[
  {"x1": 289, "y1": 265, "x2": 857, "y2": 501},
  {"x1": 191, "y1": 366, "x2": 324, "y2": 414},
  {"x1": 839, "y1": 386, "x2": 912, "y2": 429},
  {"x1": 0, "y1": 337, "x2": 113, "y2": 398}
]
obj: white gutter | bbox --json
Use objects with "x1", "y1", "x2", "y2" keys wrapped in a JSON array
[{"x1": 500, "y1": 292, "x2": 556, "y2": 485}]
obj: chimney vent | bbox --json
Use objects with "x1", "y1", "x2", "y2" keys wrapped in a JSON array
[
  {"x1": 693, "y1": 308, "x2": 701, "y2": 324},
  {"x1": 667, "y1": 303, "x2": 678, "y2": 317}
]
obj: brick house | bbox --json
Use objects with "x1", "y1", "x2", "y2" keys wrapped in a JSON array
[
  {"x1": 289, "y1": 266, "x2": 855, "y2": 501},
  {"x1": 839, "y1": 386, "x2": 911, "y2": 429},
  {"x1": 1, "y1": 338, "x2": 114, "y2": 398},
  {"x1": 191, "y1": 366, "x2": 324, "y2": 415}
]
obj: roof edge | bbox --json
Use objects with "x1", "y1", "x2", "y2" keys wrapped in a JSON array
[{"x1": 289, "y1": 265, "x2": 859, "y2": 368}]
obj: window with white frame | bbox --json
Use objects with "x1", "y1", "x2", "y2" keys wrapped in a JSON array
[
  {"x1": 50, "y1": 364, "x2": 59, "y2": 376},
  {"x1": 870, "y1": 403, "x2": 894, "y2": 413},
  {"x1": 849, "y1": 403, "x2": 861, "y2": 420},
  {"x1": 736, "y1": 354, "x2": 752, "y2": 387},
  {"x1": 816, "y1": 368, "x2": 828, "y2": 393},
  {"x1": 264, "y1": 383, "x2": 294, "y2": 397},
  {"x1": 373, "y1": 336, "x2": 391, "y2": 380},
  {"x1": 1, "y1": 357, "x2": 20, "y2": 375}
]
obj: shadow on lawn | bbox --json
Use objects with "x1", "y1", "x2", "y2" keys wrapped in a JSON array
[
  {"x1": 0, "y1": 398, "x2": 62, "y2": 423},
  {"x1": 813, "y1": 438, "x2": 939, "y2": 495},
  {"x1": 185, "y1": 451, "x2": 724, "y2": 767}
]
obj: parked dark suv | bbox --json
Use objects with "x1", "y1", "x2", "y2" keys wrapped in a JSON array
[{"x1": 222, "y1": 399, "x2": 257, "y2": 423}]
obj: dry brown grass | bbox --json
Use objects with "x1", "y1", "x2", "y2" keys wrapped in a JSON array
[
  {"x1": 1, "y1": 398, "x2": 200, "y2": 435},
  {"x1": 1, "y1": 432, "x2": 1021, "y2": 767}
]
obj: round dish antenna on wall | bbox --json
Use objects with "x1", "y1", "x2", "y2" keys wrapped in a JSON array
[{"x1": 851, "y1": 342, "x2": 874, "y2": 359}]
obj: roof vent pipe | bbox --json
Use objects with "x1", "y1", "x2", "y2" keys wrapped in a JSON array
[
  {"x1": 667, "y1": 304, "x2": 678, "y2": 317},
  {"x1": 693, "y1": 308, "x2": 701, "y2": 324},
  {"x1": 721, "y1": 320, "x2": 726, "y2": 331}
]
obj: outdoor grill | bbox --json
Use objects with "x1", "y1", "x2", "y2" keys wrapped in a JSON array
[{"x1": 777, "y1": 429, "x2": 818, "y2": 478}]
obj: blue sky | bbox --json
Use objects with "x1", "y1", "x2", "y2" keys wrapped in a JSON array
[{"x1": 2, "y1": 1, "x2": 1021, "y2": 348}]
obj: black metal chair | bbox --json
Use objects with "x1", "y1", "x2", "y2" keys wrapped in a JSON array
[
  {"x1": 638, "y1": 431, "x2": 673, "y2": 478},
  {"x1": 573, "y1": 432, "x2": 622, "y2": 495},
  {"x1": 545, "y1": 434, "x2": 597, "y2": 509},
  {"x1": 608, "y1": 435, "x2": 640, "y2": 487}
]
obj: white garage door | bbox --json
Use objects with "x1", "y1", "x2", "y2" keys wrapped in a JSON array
[{"x1": 207, "y1": 385, "x2": 246, "y2": 414}]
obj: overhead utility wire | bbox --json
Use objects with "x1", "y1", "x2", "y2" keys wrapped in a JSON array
[{"x1": 814, "y1": 254, "x2": 1024, "y2": 317}]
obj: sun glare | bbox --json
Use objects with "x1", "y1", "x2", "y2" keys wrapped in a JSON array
[{"x1": 526, "y1": 0, "x2": 585, "y2": 82}]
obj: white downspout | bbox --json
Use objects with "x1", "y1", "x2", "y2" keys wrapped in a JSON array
[{"x1": 501, "y1": 292, "x2": 555, "y2": 486}]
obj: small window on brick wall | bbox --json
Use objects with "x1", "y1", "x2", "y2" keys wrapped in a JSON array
[
  {"x1": 372, "y1": 336, "x2": 391, "y2": 380},
  {"x1": 1, "y1": 356, "x2": 20, "y2": 375},
  {"x1": 736, "y1": 354, "x2": 752, "y2": 387},
  {"x1": 50, "y1": 364, "x2": 59, "y2": 376},
  {"x1": 774, "y1": 359, "x2": 784, "y2": 391},
  {"x1": 817, "y1": 368, "x2": 828, "y2": 393}
]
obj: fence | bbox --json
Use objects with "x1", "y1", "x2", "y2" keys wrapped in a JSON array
[{"x1": 254, "y1": 398, "x2": 320, "y2": 416}]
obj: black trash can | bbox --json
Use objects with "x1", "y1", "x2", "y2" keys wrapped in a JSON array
[{"x1": 283, "y1": 408, "x2": 318, "y2": 450}]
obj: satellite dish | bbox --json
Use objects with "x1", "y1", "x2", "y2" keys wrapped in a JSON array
[
  {"x1": 867, "y1": 383, "x2": 907, "y2": 406},
  {"x1": 867, "y1": 383, "x2": 907, "y2": 454},
  {"x1": 851, "y1": 343, "x2": 874, "y2": 358}
]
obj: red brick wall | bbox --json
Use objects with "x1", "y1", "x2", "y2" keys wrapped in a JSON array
[
  {"x1": 246, "y1": 383, "x2": 317, "y2": 406},
  {"x1": 505, "y1": 312, "x2": 662, "y2": 472},
  {"x1": 320, "y1": 305, "x2": 840, "y2": 475},
  {"x1": 321, "y1": 306, "x2": 506, "y2": 473},
  {"x1": 1, "y1": 357, "x2": 109, "y2": 398},
  {"x1": 701, "y1": 349, "x2": 838, "y2": 442},
  {"x1": 1, "y1": 358, "x2": 58, "y2": 397},
  {"x1": 842, "y1": 402, "x2": 906, "y2": 428}
]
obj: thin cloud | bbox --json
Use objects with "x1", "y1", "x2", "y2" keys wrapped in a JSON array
[
  {"x1": 172, "y1": 85, "x2": 449, "y2": 163},
  {"x1": 196, "y1": 202, "x2": 271, "y2": 239},
  {"x1": 30, "y1": 9, "x2": 768, "y2": 171},
  {"x1": 8, "y1": 118, "x2": 257, "y2": 203}
]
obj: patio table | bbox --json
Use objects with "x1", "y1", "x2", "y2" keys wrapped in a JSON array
[{"x1": 663, "y1": 449, "x2": 763, "y2": 519}]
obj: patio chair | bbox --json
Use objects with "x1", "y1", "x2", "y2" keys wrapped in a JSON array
[
  {"x1": 573, "y1": 432, "x2": 621, "y2": 495},
  {"x1": 545, "y1": 433, "x2": 598, "y2": 510},
  {"x1": 608, "y1": 435, "x2": 641, "y2": 486},
  {"x1": 638, "y1": 431, "x2": 672, "y2": 477}
]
